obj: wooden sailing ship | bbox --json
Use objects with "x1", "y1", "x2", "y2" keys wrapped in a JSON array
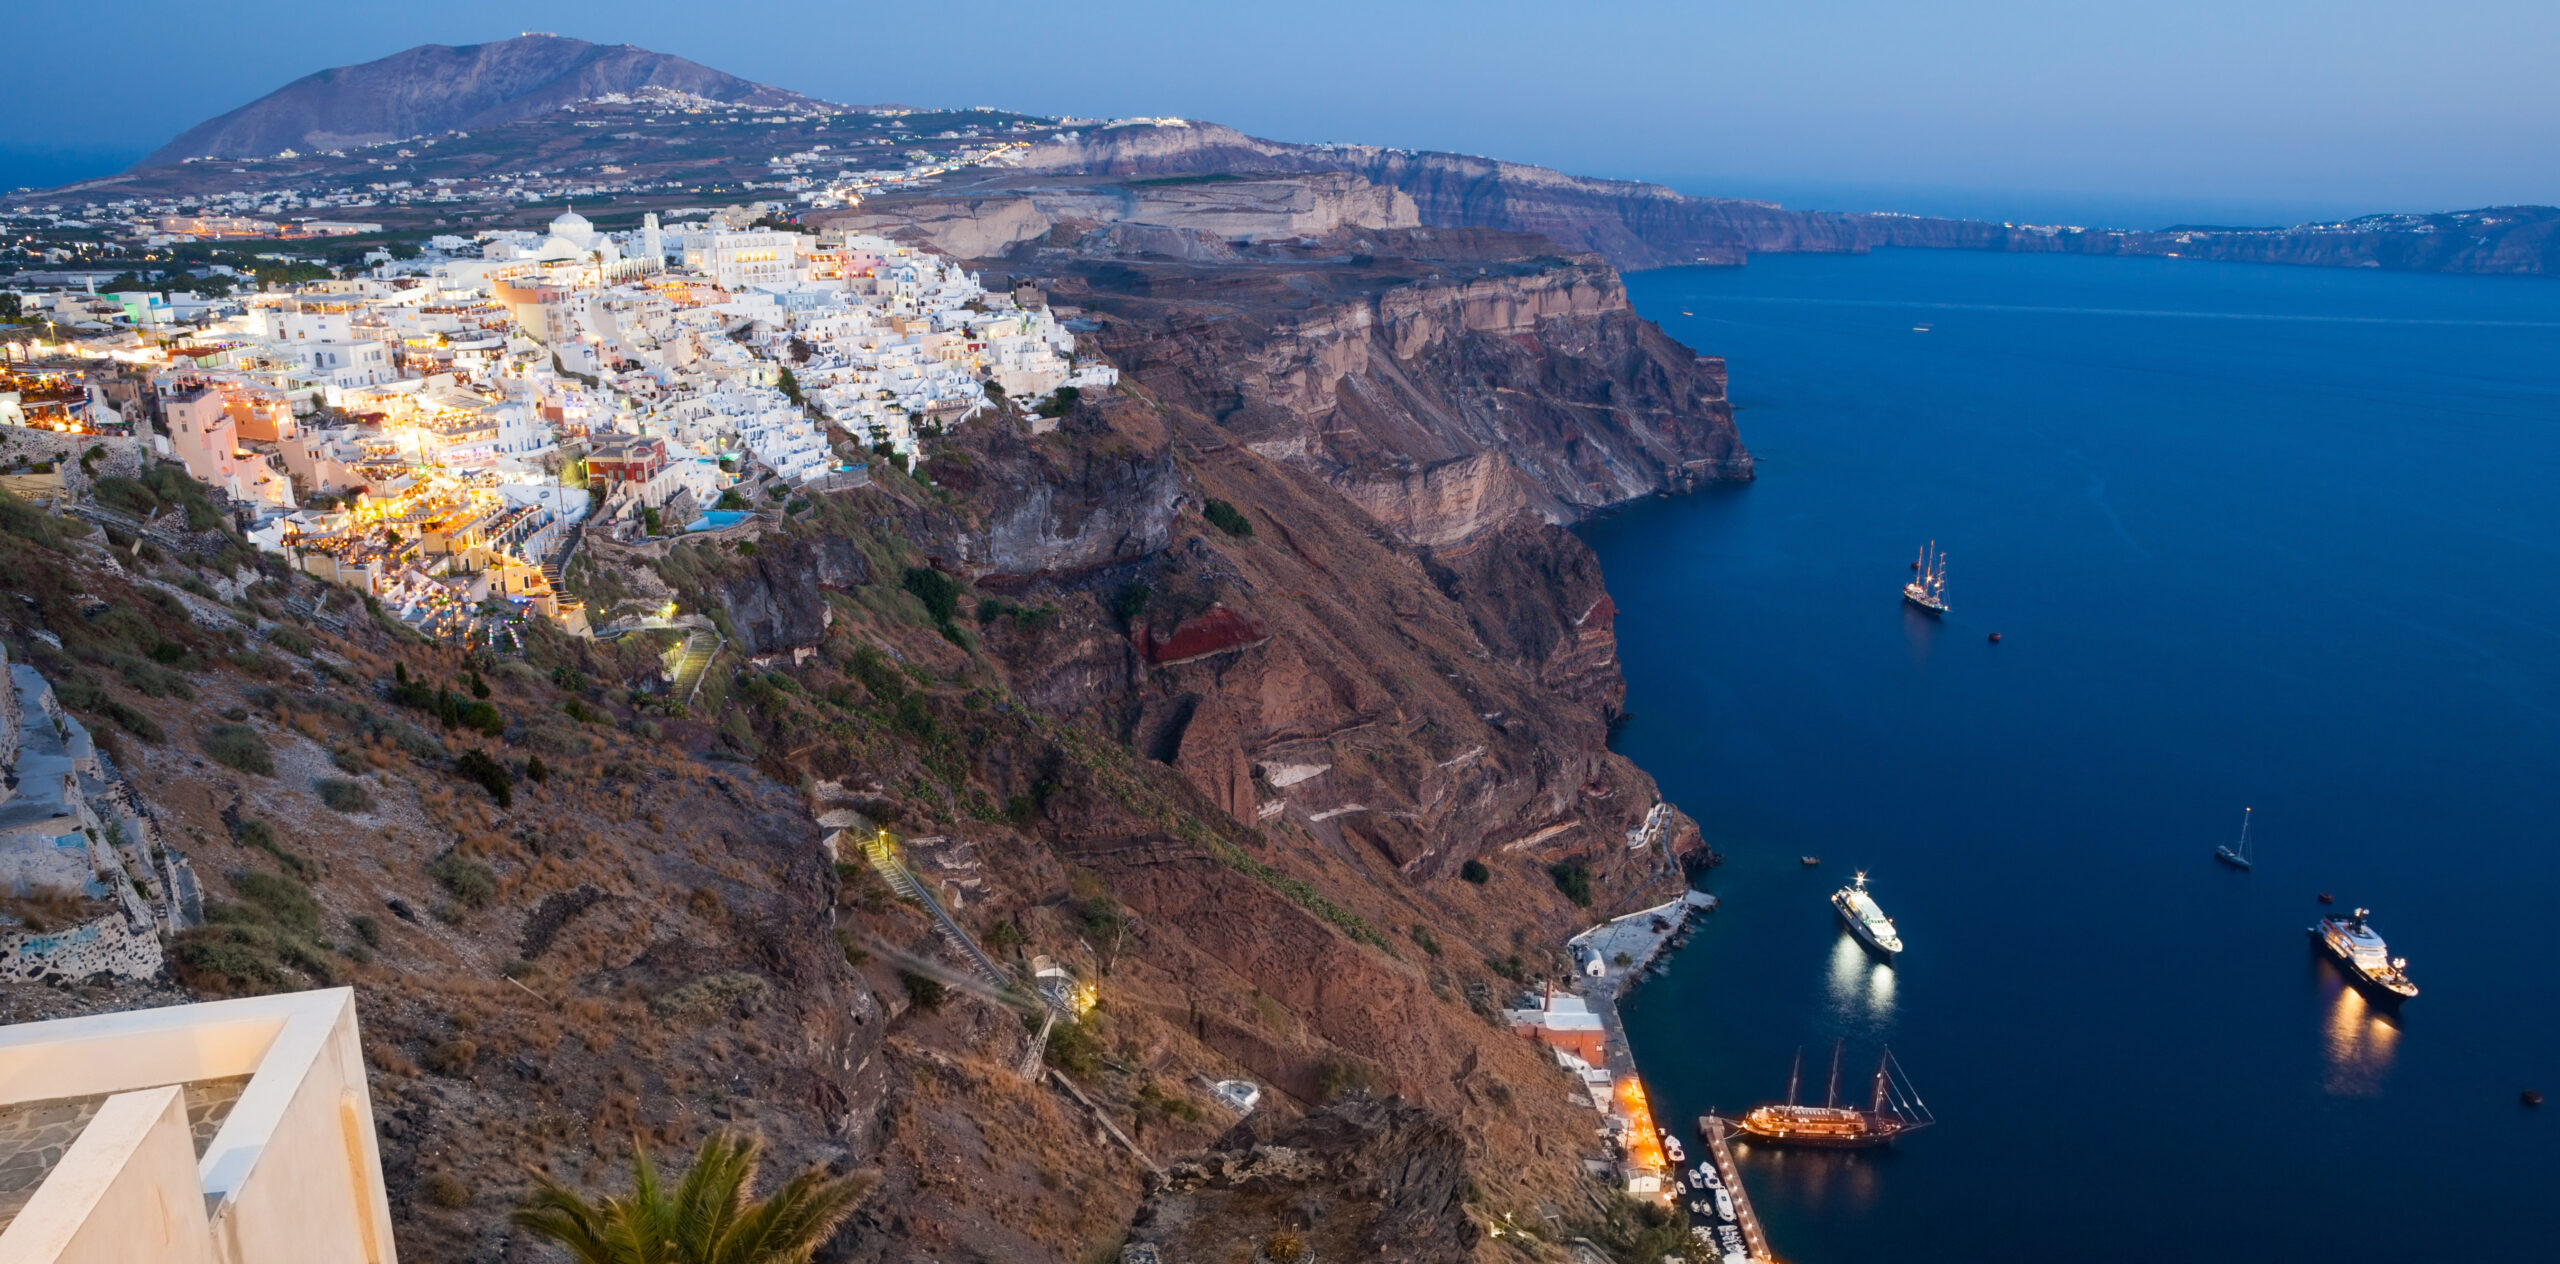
[{"x1": 1735, "y1": 1041, "x2": 1935, "y2": 1149}]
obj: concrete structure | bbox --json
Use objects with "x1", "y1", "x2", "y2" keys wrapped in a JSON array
[{"x1": 0, "y1": 989, "x2": 395, "y2": 1264}]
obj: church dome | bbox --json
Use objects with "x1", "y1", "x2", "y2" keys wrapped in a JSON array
[{"x1": 550, "y1": 208, "x2": 594, "y2": 236}]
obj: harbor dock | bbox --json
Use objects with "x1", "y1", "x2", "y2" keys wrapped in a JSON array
[{"x1": 1699, "y1": 1114, "x2": 1776, "y2": 1262}]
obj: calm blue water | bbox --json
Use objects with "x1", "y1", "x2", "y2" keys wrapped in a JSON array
[{"x1": 1592, "y1": 250, "x2": 2560, "y2": 1263}]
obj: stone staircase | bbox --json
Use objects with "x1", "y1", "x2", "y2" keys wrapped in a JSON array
[
  {"x1": 858, "y1": 831, "x2": 1010, "y2": 991},
  {"x1": 668, "y1": 632, "x2": 721, "y2": 705}
]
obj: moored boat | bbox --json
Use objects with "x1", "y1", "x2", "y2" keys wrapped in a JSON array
[
  {"x1": 2215, "y1": 806, "x2": 2254, "y2": 870},
  {"x1": 1734, "y1": 1043, "x2": 1934, "y2": 1149},
  {"x1": 1832, "y1": 871, "x2": 1903, "y2": 957},
  {"x1": 2313, "y1": 908, "x2": 2418, "y2": 1002},
  {"x1": 1903, "y1": 541, "x2": 1949, "y2": 615}
]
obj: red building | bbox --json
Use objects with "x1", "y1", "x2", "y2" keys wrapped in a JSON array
[{"x1": 585, "y1": 435, "x2": 669, "y2": 487}]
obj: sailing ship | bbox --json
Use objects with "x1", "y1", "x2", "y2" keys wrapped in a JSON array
[
  {"x1": 1735, "y1": 1042, "x2": 1935, "y2": 1149},
  {"x1": 1903, "y1": 542, "x2": 1949, "y2": 615},
  {"x1": 2314, "y1": 908, "x2": 2419, "y2": 1002},
  {"x1": 2215, "y1": 807, "x2": 2254, "y2": 870},
  {"x1": 1832, "y1": 871, "x2": 1904, "y2": 957}
]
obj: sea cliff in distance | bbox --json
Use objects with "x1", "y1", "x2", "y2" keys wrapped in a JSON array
[{"x1": 1016, "y1": 123, "x2": 2560, "y2": 277}]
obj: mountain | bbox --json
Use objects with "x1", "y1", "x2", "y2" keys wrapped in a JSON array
[{"x1": 135, "y1": 34, "x2": 817, "y2": 168}]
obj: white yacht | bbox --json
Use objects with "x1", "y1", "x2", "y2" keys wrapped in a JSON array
[{"x1": 1832, "y1": 871, "x2": 1905, "y2": 957}]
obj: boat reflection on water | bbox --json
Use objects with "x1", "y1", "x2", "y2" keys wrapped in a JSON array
[
  {"x1": 1729, "y1": 1138, "x2": 1889, "y2": 1216},
  {"x1": 2320, "y1": 968, "x2": 2401, "y2": 1099},
  {"x1": 1827, "y1": 934, "x2": 1896, "y2": 1024}
]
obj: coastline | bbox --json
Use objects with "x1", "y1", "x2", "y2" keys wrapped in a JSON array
[{"x1": 1549, "y1": 891, "x2": 1717, "y2": 1198}]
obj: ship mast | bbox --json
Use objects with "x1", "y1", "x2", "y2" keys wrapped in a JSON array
[
  {"x1": 1825, "y1": 1039, "x2": 1844, "y2": 1108},
  {"x1": 1785, "y1": 1047, "x2": 1803, "y2": 1107},
  {"x1": 1871, "y1": 1048, "x2": 1890, "y2": 1115},
  {"x1": 2238, "y1": 807, "x2": 2252, "y2": 862}
]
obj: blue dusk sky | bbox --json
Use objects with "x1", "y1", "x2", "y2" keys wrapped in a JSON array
[{"x1": 4, "y1": 0, "x2": 2553, "y2": 228}]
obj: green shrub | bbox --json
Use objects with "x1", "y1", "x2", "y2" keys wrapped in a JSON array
[
  {"x1": 230, "y1": 868, "x2": 322, "y2": 936},
  {"x1": 1112, "y1": 581, "x2": 1151, "y2": 626},
  {"x1": 524, "y1": 754, "x2": 550, "y2": 784},
  {"x1": 350, "y1": 914, "x2": 381, "y2": 947},
  {"x1": 1036, "y1": 385, "x2": 1081, "y2": 419},
  {"x1": 170, "y1": 926, "x2": 293, "y2": 994},
  {"x1": 1547, "y1": 860, "x2": 1594, "y2": 907},
  {"x1": 902, "y1": 566, "x2": 962, "y2": 622},
  {"x1": 1044, "y1": 1016, "x2": 1102, "y2": 1075},
  {"x1": 427, "y1": 850, "x2": 497, "y2": 910},
  {"x1": 1202, "y1": 497, "x2": 1254, "y2": 538},
  {"x1": 203, "y1": 725, "x2": 273, "y2": 775},
  {"x1": 1460, "y1": 858, "x2": 1491, "y2": 884},
  {"x1": 315, "y1": 777, "x2": 374, "y2": 813},
  {"x1": 454, "y1": 749, "x2": 513, "y2": 807},
  {"x1": 899, "y1": 970, "x2": 946, "y2": 1011}
]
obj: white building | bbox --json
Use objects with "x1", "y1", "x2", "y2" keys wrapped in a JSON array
[{"x1": 680, "y1": 228, "x2": 803, "y2": 290}]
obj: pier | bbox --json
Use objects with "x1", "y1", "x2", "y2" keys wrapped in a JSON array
[{"x1": 1699, "y1": 1114, "x2": 1776, "y2": 1262}]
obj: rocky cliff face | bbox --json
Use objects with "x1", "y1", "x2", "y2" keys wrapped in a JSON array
[
  {"x1": 139, "y1": 35, "x2": 816, "y2": 167},
  {"x1": 821, "y1": 171, "x2": 1421, "y2": 262},
  {"x1": 1124, "y1": 1096, "x2": 1478, "y2": 1263},
  {"x1": 1047, "y1": 230, "x2": 1748, "y2": 539}
]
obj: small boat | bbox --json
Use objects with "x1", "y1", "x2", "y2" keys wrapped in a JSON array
[
  {"x1": 2525, "y1": 1090, "x2": 2545, "y2": 1107},
  {"x1": 1832, "y1": 871, "x2": 1904, "y2": 957},
  {"x1": 1663, "y1": 1134, "x2": 1686, "y2": 1164},
  {"x1": 2318, "y1": 892, "x2": 2335, "y2": 904},
  {"x1": 1800, "y1": 856, "x2": 1822, "y2": 867},
  {"x1": 1912, "y1": 323, "x2": 1932, "y2": 333},
  {"x1": 1903, "y1": 542, "x2": 1949, "y2": 615},
  {"x1": 2215, "y1": 807, "x2": 2254, "y2": 870},
  {"x1": 1734, "y1": 1043, "x2": 1935, "y2": 1149},
  {"x1": 1714, "y1": 1189, "x2": 1736, "y2": 1221},
  {"x1": 1988, "y1": 632, "x2": 2002, "y2": 643},
  {"x1": 2313, "y1": 908, "x2": 2418, "y2": 1002}
]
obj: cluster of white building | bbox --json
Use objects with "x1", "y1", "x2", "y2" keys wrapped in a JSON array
[{"x1": 6, "y1": 199, "x2": 1110, "y2": 642}]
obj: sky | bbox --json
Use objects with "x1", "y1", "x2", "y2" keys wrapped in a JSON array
[{"x1": 5, "y1": 0, "x2": 2554, "y2": 228}]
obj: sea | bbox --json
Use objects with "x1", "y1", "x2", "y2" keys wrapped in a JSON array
[{"x1": 1590, "y1": 248, "x2": 2560, "y2": 1263}]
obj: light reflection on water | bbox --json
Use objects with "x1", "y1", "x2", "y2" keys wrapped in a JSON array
[
  {"x1": 1826, "y1": 934, "x2": 1897, "y2": 1030},
  {"x1": 2318, "y1": 966, "x2": 2401, "y2": 1099},
  {"x1": 1733, "y1": 1140, "x2": 1889, "y2": 1217}
]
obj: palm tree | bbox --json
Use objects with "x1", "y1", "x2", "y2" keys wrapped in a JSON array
[{"x1": 512, "y1": 1133, "x2": 867, "y2": 1264}]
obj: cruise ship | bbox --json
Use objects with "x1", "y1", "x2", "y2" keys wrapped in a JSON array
[
  {"x1": 1903, "y1": 541, "x2": 1948, "y2": 615},
  {"x1": 2314, "y1": 908, "x2": 2418, "y2": 1002},
  {"x1": 1832, "y1": 871, "x2": 1903, "y2": 957}
]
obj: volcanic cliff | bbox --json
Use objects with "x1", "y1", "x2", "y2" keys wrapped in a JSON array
[{"x1": 0, "y1": 200, "x2": 1739, "y2": 1262}]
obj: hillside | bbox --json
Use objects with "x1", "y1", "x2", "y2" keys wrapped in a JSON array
[
  {"x1": 0, "y1": 219, "x2": 1735, "y2": 1262},
  {"x1": 137, "y1": 34, "x2": 819, "y2": 168}
]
